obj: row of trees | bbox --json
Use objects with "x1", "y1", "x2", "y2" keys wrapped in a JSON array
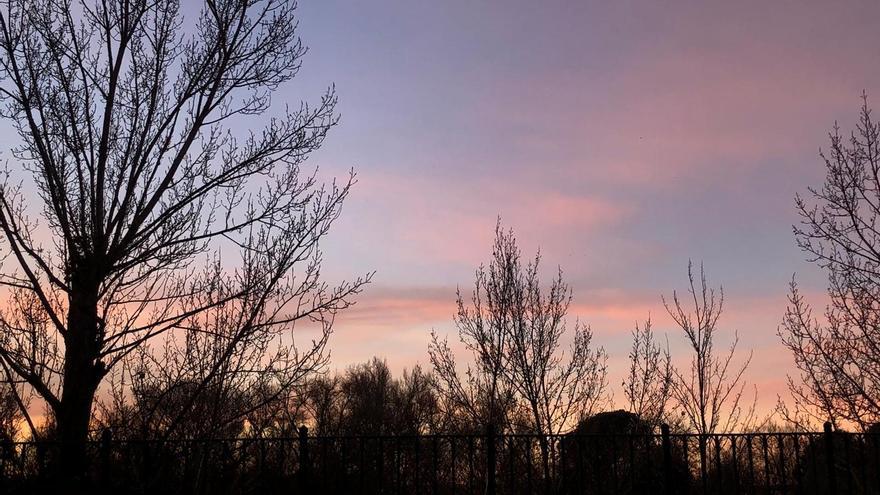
[
  {"x1": 10, "y1": 224, "x2": 753, "y2": 447},
  {"x1": 425, "y1": 223, "x2": 757, "y2": 442},
  {"x1": 0, "y1": 227, "x2": 758, "y2": 445},
  {"x1": 415, "y1": 97, "x2": 880, "y2": 438}
]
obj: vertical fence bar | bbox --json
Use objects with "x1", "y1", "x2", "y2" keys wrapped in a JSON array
[
  {"x1": 414, "y1": 436, "x2": 421, "y2": 492},
  {"x1": 394, "y1": 436, "x2": 401, "y2": 494},
  {"x1": 553, "y1": 437, "x2": 572, "y2": 493},
  {"x1": 761, "y1": 435, "x2": 770, "y2": 490},
  {"x1": 824, "y1": 422, "x2": 836, "y2": 495},
  {"x1": 378, "y1": 436, "x2": 385, "y2": 492},
  {"x1": 610, "y1": 434, "x2": 619, "y2": 492},
  {"x1": 358, "y1": 437, "x2": 366, "y2": 494},
  {"x1": 777, "y1": 434, "x2": 787, "y2": 491},
  {"x1": 298, "y1": 425, "x2": 310, "y2": 491},
  {"x1": 873, "y1": 433, "x2": 880, "y2": 494},
  {"x1": 746, "y1": 435, "x2": 755, "y2": 490},
  {"x1": 36, "y1": 441, "x2": 46, "y2": 484},
  {"x1": 731, "y1": 435, "x2": 740, "y2": 492},
  {"x1": 594, "y1": 434, "x2": 604, "y2": 494},
  {"x1": 506, "y1": 437, "x2": 514, "y2": 494},
  {"x1": 661, "y1": 424, "x2": 673, "y2": 495},
  {"x1": 342, "y1": 438, "x2": 350, "y2": 493},
  {"x1": 842, "y1": 432, "x2": 852, "y2": 494},
  {"x1": 431, "y1": 436, "x2": 438, "y2": 495},
  {"x1": 572, "y1": 435, "x2": 580, "y2": 495},
  {"x1": 528, "y1": 436, "x2": 535, "y2": 494},
  {"x1": 486, "y1": 424, "x2": 496, "y2": 495},
  {"x1": 0, "y1": 439, "x2": 7, "y2": 486},
  {"x1": 467, "y1": 437, "x2": 474, "y2": 494},
  {"x1": 859, "y1": 433, "x2": 868, "y2": 495},
  {"x1": 100, "y1": 427, "x2": 112, "y2": 489},
  {"x1": 699, "y1": 434, "x2": 708, "y2": 494},
  {"x1": 628, "y1": 434, "x2": 636, "y2": 494}
]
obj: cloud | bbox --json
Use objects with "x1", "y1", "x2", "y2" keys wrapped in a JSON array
[
  {"x1": 336, "y1": 286, "x2": 455, "y2": 328},
  {"x1": 346, "y1": 171, "x2": 632, "y2": 266},
  {"x1": 463, "y1": 5, "x2": 873, "y2": 193}
]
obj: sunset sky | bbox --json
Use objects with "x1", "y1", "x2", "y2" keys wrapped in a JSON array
[{"x1": 273, "y1": 1, "x2": 880, "y2": 414}]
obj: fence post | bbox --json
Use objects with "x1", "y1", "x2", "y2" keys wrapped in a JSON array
[
  {"x1": 0, "y1": 438, "x2": 8, "y2": 487},
  {"x1": 100, "y1": 428, "x2": 112, "y2": 487},
  {"x1": 36, "y1": 441, "x2": 46, "y2": 482},
  {"x1": 823, "y1": 421, "x2": 836, "y2": 495},
  {"x1": 298, "y1": 425, "x2": 310, "y2": 490},
  {"x1": 661, "y1": 424, "x2": 673, "y2": 495},
  {"x1": 486, "y1": 423, "x2": 496, "y2": 495}
]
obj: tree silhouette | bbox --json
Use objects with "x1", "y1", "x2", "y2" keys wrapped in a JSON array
[
  {"x1": 0, "y1": 0, "x2": 368, "y2": 477},
  {"x1": 428, "y1": 224, "x2": 518, "y2": 432},
  {"x1": 429, "y1": 221, "x2": 607, "y2": 481},
  {"x1": 622, "y1": 317, "x2": 673, "y2": 429},
  {"x1": 97, "y1": 331, "x2": 308, "y2": 442},
  {"x1": 665, "y1": 262, "x2": 755, "y2": 435},
  {"x1": 296, "y1": 358, "x2": 439, "y2": 436},
  {"x1": 781, "y1": 97, "x2": 880, "y2": 430},
  {"x1": 664, "y1": 262, "x2": 756, "y2": 488}
]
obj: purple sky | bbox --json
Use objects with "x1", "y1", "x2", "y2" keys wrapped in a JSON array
[{"x1": 278, "y1": 1, "x2": 880, "y2": 413}]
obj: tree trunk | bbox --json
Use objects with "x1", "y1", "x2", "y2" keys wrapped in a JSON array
[
  {"x1": 56, "y1": 275, "x2": 103, "y2": 483},
  {"x1": 539, "y1": 435, "x2": 551, "y2": 494},
  {"x1": 57, "y1": 367, "x2": 100, "y2": 479}
]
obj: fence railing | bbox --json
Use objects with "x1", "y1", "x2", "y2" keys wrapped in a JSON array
[{"x1": 1, "y1": 422, "x2": 878, "y2": 494}]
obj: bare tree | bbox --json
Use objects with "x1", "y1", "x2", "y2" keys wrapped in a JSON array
[
  {"x1": 665, "y1": 262, "x2": 756, "y2": 486},
  {"x1": 503, "y1": 248, "x2": 607, "y2": 483},
  {"x1": 622, "y1": 317, "x2": 673, "y2": 429},
  {"x1": 503, "y1": 260, "x2": 607, "y2": 438},
  {"x1": 780, "y1": 97, "x2": 880, "y2": 431},
  {"x1": 665, "y1": 262, "x2": 755, "y2": 435},
  {"x1": 429, "y1": 222, "x2": 607, "y2": 480},
  {"x1": 429, "y1": 223, "x2": 519, "y2": 431},
  {"x1": 0, "y1": 0, "x2": 369, "y2": 474},
  {"x1": 97, "y1": 299, "x2": 325, "y2": 441}
]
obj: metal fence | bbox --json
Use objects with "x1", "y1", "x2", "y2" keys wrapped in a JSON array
[{"x1": 0, "y1": 423, "x2": 878, "y2": 494}]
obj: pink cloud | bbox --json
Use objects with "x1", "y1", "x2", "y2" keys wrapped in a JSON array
[
  {"x1": 469, "y1": 20, "x2": 868, "y2": 192},
  {"x1": 336, "y1": 286, "x2": 456, "y2": 328},
  {"x1": 349, "y1": 171, "x2": 632, "y2": 265}
]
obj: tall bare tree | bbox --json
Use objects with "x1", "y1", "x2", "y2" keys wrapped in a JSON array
[
  {"x1": 429, "y1": 222, "x2": 607, "y2": 480},
  {"x1": 429, "y1": 223, "x2": 519, "y2": 431},
  {"x1": 0, "y1": 0, "x2": 368, "y2": 474},
  {"x1": 622, "y1": 317, "x2": 673, "y2": 428},
  {"x1": 665, "y1": 262, "x2": 755, "y2": 485},
  {"x1": 665, "y1": 262, "x2": 754, "y2": 435},
  {"x1": 780, "y1": 97, "x2": 880, "y2": 431}
]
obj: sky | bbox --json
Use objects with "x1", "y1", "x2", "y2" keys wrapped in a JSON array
[{"x1": 260, "y1": 0, "x2": 880, "y2": 415}]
